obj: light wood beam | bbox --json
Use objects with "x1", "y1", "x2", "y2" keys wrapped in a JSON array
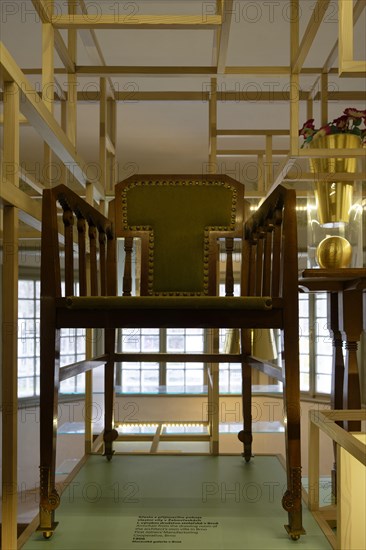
[
  {"x1": 299, "y1": 148, "x2": 366, "y2": 158},
  {"x1": 51, "y1": 14, "x2": 222, "y2": 29},
  {"x1": 285, "y1": 171, "x2": 366, "y2": 182},
  {"x1": 1, "y1": 177, "x2": 42, "y2": 231},
  {"x1": 106, "y1": 98, "x2": 117, "y2": 194},
  {"x1": 290, "y1": 1, "x2": 300, "y2": 156},
  {"x1": 99, "y1": 77, "x2": 107, "y2": 191},
  {"x1": 0, "y1": 44, "x2": 104, "y2": 200},
  {"x1": 105, "y1": 92, "x2": 210, "y2": 101},
  {"x1": 339, "y1": 0, "x2": 366, "y2": 75},
  {"x1": 217, "y1": 1, "x2": 234, "y2": 73},
  {"x1": 321, "y1": 72, "x2": 328, "y2": 126},
  {"x1": 19, "y1": 167, "x2": 44, "y2": 195},
  {"x1": 54, "y1": 77, "x2": 67, "y2": 101},
  {"x1": 0, "y1": 114, "x2": 27, "y2": 124},
  {"x1": 265, "y1": 136, "x2": 273, "y2": 190},
  {"x1": 257, "y1": 154, "x2": 264, "y2": 194},
  {"x1": 31, "y1": 0, "x2": 52, "y2": 22},
  {"x1": 67, "y1": 0, "x2": 77, "y2": 146},
  {"x1": 211, "y1": 0, "x2": 222, "y2": 66},
  {"x1": 306, "y1": 98, "x2": 313, "y2": 120},
  {"x1": 20, "y1": 66, "x2": 359, "y2": 76},
  {"x1": 265, "y1": 155, "x2": 298, "y2": 199},
  {"x1": 290, "y1": 74, "x2": 300, "y2": 156},
  {"x1": 225, "y1": 66, "x2": 290, "y2": 75},
  {"x1": 216, "y1": 91, "x2": 309, "y2": 101},
  {"x1": 54, "y1": 28, "x2": 76, "y2": 73},
  {"x1": 292, "y1": 0, "x2": 330, "y2": 73},
  {"x1": 1, "y1": 80, "x2": 19, "y2": 550},
  {"x1": 310, "y1": 410, "x2": 366, "y2": 466},
  {"x1": 217, "y1": 129, "x2": 289, "y2": 136},
  {"x1": 31, "y1": 89, "x2": 362, "y2": 102},
  {"x1": 208, "y1": 78, "x2": 217, "y2": 172},
  {"x1": 32, "y1": 0, "x2": 75, "y2": 73},
  {"x1": 323, "y1": 0, "x2": 366, "y2": 72},
  {"x1": 314, "y1": 91, "x2": 366, "y2": 101},
  {"x1": 217, "y1": 149, "x2": 289, "y2": 156},
  {"x1": 77, "y1": 0, "x2": 116, "y2": 98},
  {"x1": 339, "y1": 0, "x2": 354, "y2": 67},
  {"x1": 310, "y1": 0, "x2": 366, "y2": 93},
  {"x1": 76, "y1": 66, "x2": 217, "y2": 77},
  {"x1": 42, "y1": 0, "x2": 54, "y2": 188}
]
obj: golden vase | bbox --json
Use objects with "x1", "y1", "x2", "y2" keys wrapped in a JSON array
[{"x1": 308, "y1": 134, "x2": 361, "y2": 227}]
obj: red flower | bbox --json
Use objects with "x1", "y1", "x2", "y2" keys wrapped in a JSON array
[
  {"x1": 299, "y1": 119, "x2": 315, "y2": 137},
  {"x1": 343, "y1": 108, "x2": 366, "y2": 119},
  {"x1": 333, "y1": 115, "x2": 348, "y2": 129},
  {"x1": 299, "y1": 108, "x2": 366, "y2": 147}
]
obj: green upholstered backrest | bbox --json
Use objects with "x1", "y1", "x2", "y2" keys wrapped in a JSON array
[{"x1": 115, "y1": 176, "x2": 244, "y2": 295}]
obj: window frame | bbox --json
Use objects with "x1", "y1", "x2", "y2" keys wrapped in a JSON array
[{"x1": 17, "y1": 271, "x2": 334, "y2": 405}]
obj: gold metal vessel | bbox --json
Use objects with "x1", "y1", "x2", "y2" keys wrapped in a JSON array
[
  {"x1": 308, "y1": 134, "x2": 361, "y2": 227},
  {"x1": 316, "y1": 236, "x2": 352, "y2": 269}
]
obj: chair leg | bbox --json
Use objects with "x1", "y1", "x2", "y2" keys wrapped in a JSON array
[
  {"x1": 104, "y1": 328, "x2": 118, "y2": 460},
  {"x1": 209, "y1": 362, "x2": 219, "y2": 455},
  {"x1": 281, "y1": 328, "x2": 306, "y2": 539},
  {"x1": 238, "y1": 329, "x2": 252, "y2": 462},
  {"x1": 38, "y1": 313, "x2": 60, "y2": 539}
]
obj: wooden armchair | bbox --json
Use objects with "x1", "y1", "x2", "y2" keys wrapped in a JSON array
[{"x1": 38, "y1": 176, "x2": 304, "y2": 540}]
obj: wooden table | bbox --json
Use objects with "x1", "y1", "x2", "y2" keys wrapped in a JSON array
[
  {"x1": 299, "y1": 268, "x2": 366, "y2": 497},
  {"x1": 299, "y1": 268, "x2": 366, "y2": 432}
]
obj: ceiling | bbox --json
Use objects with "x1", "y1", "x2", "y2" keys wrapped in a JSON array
[{"x1": 1, "y1": 0, "x2": 366, "y2": 192}]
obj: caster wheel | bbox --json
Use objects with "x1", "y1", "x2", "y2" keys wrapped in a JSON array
[
  {"x1": 244, "y1": 456, "x2": 251, "y2": 463},
  {"x1": 291, "y1": 535, "x2": 300, "y2": 541},
  {"x1": 43, "y1": 531, "x2": 53, "y2": 539},
  {"x1": 106, "y1": 454, "x2": 113, "y2": 462}
]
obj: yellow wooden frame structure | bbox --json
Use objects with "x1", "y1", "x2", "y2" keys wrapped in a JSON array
[
  {"x1": 338, "y1": 0, "x2": 366, "y2": 77},
  {"x1": 1, "y1": 1, "x2": 365, "y2": 547},
  {"x1": 308, "y1": 409, "x2": 366, "y2": 549}
]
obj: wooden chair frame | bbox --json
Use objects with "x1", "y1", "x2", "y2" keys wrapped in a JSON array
[{"x1": 38, "y1": 178, "x2": 305, "y2": 540}]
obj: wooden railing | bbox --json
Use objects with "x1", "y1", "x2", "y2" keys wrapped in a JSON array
[{"x1": 41, "y1": 184, "x2": 116, "y2": 301}]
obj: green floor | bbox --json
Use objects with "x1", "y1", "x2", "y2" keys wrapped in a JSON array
[{"x1": 23, "y1": 455, "x2": 331, "y2": 550}]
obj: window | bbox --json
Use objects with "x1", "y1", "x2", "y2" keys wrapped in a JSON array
[
  {"x1": 18, "y1": 278, "x2": 333, "y2": 399},
  {"x1": 299, "y1": 292, "x2": 333, "y2": 396},
  {"x1": 18, "y1": 279, "x2": 86, "y2": 398},
  {"x1": 117, "y1": 328, "x2": 205, "y2": 393},
  {"x1": 299, "y1": 294, "x2": 310, "y2": 391},
  {"x1": 314, "y1": 293, "x2": 333, "y2": 394},
  {"x1": 18, "y1": 280, "x2": 40, "y2": 398}
]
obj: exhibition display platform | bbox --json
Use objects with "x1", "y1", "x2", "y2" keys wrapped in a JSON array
[{"x1": 23, "y1": 455, "x2": 331, "y2": 549}]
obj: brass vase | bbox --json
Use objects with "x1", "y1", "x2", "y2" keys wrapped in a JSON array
[{"x1": 308, "y1": 134, "x2": 361, "y2": 228}]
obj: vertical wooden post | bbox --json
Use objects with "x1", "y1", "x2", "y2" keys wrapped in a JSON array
[
  {"x1": 306, "y1": 97, "x2": 313, "y2": 121},
  {"x1": 290, "y1": 0, "x2": 300, "y2": 157},
  {"x1": 99, "y1": 77, "x2": 107, "y2": 191},
  {"x1": 1, "y1": 80, "x2": 20, "y2": 550},
  {"x1": 265, "y1": 135, "x2": 273, "y2": 190},
  {"x1": 208, "y1": 329, "x2": 220, "y2": 456},
  {"x1": 308, "y1": 413, "x2": 320, "y2": 511},
  {"x1": 85, "y1": 182, "x2": 94, "y2": 453},
  {"x1": 321, "y1": 72, "x2": 328, "y2": 126},
  {"x1": 107, "y1": 97, "x2": 117, "y2": 195},
  {"x1": 84, "y1": 262, "x2": 93, "y2": 454},
  {"x1": 67, "y1": 0, "x2": 77, "y2": 148},
  {"x1": 257, "y1": 154, "x2": 264, "y2": 194},
  {"x1": 208, "y1": 77, "x2": 217, "y2": 173},
  {"x1": 338, "y1": 0, "x2": 354, "y2": 76},
  {"x1": 42, "y1": 0, "x2": 54, "y2": 186}
]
